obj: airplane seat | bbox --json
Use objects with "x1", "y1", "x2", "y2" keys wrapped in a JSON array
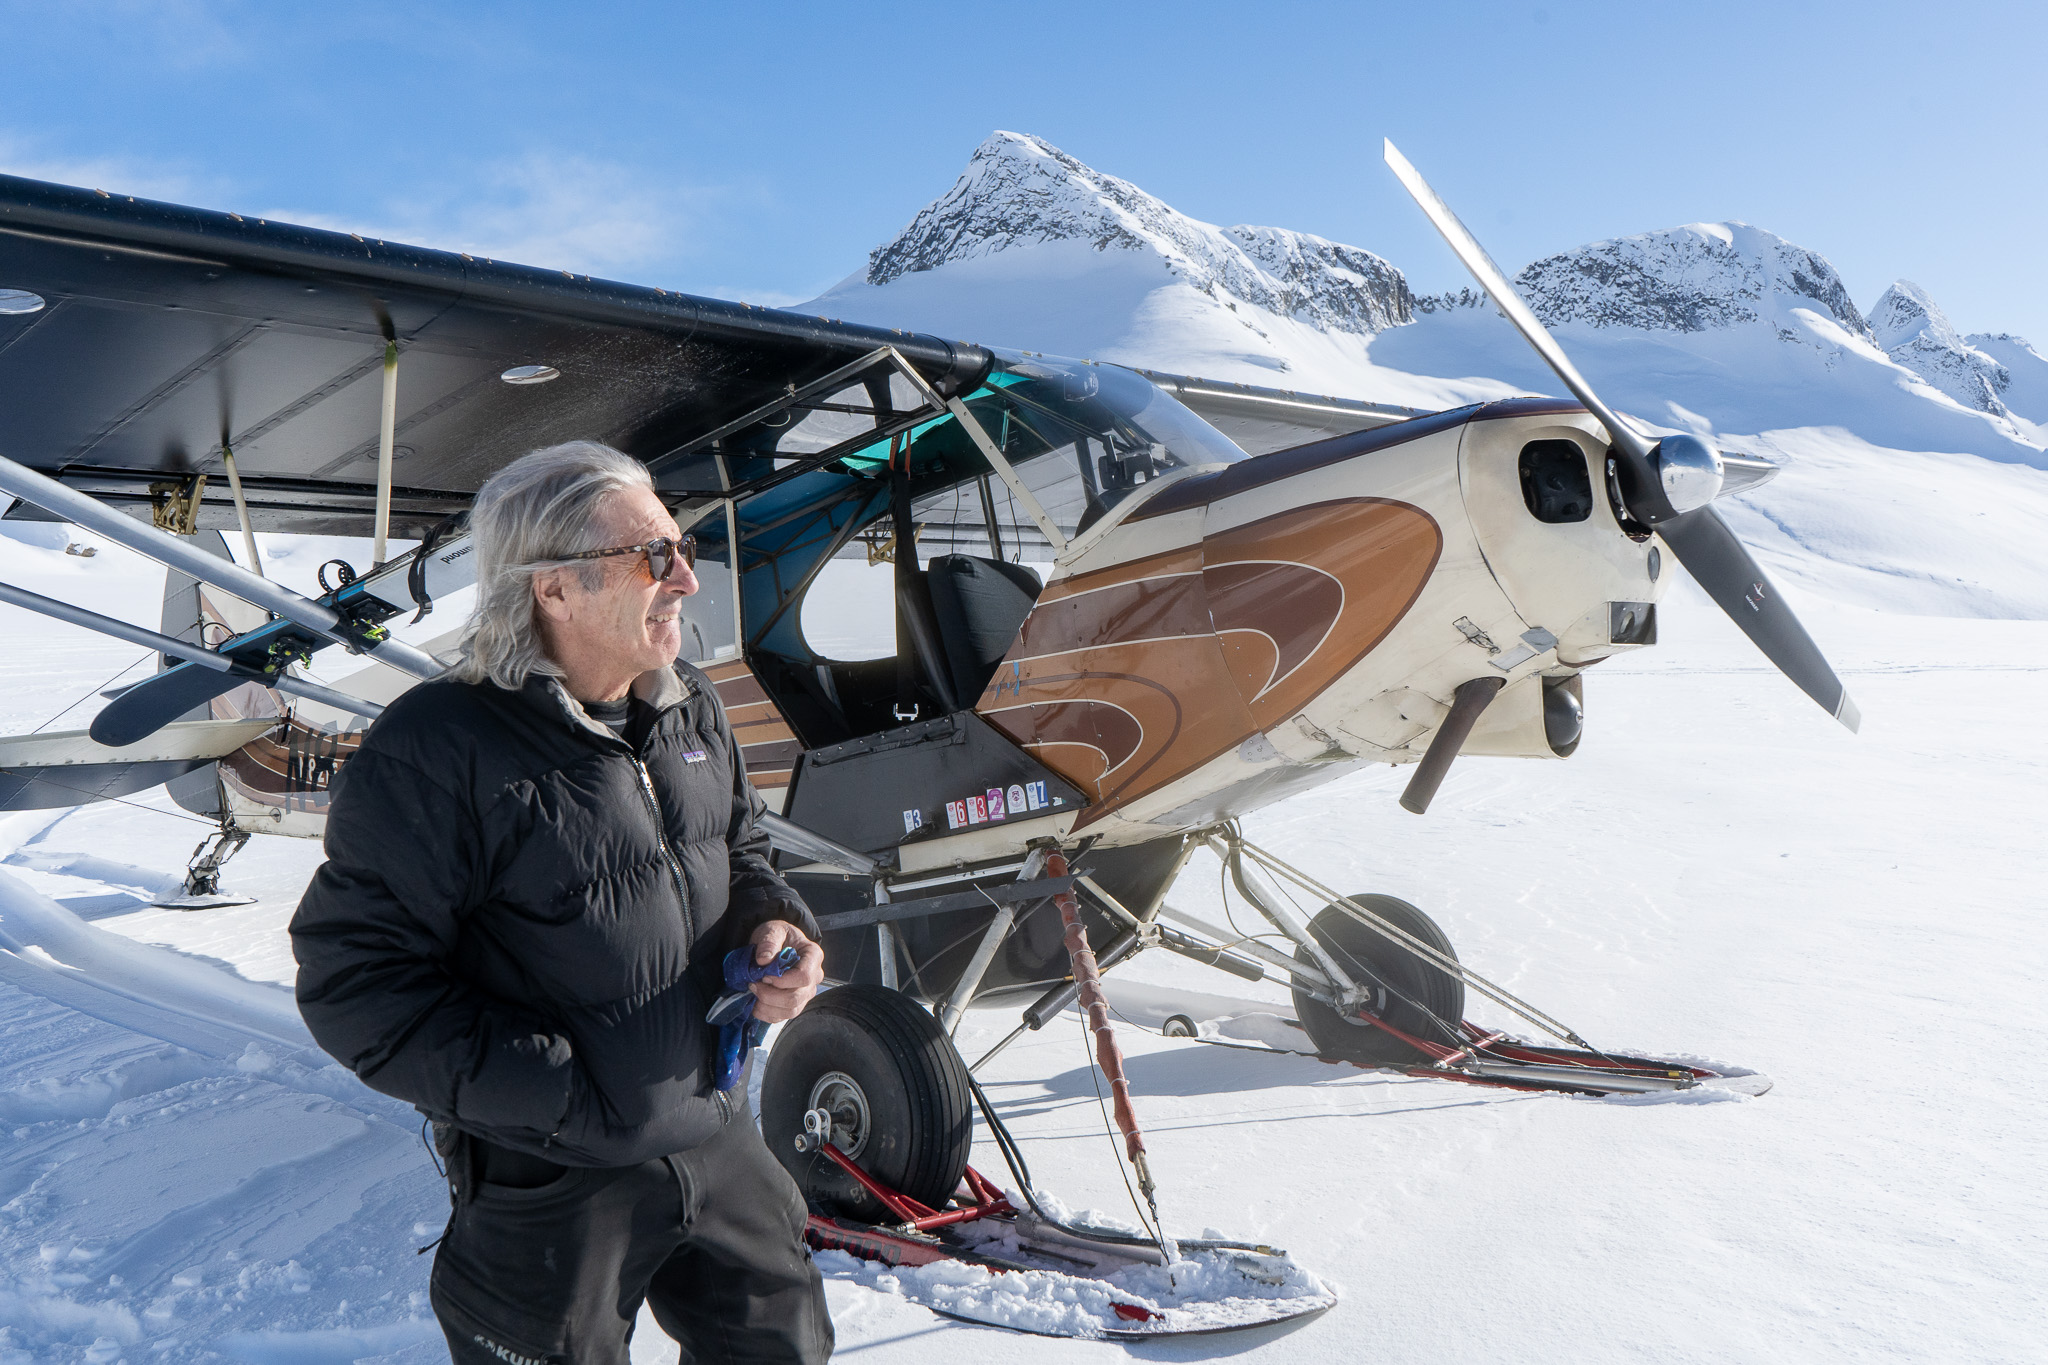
[{"x1": 925, "y1": 554, "x2": 1044, "y2": 703}]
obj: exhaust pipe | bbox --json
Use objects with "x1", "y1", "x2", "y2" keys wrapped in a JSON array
[{"x1": 1399, "y1": 676, "x2": 1505, "y2": 815}]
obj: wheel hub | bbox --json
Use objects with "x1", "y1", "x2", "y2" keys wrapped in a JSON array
[
  {"x1": 1336, "y1": 979, "x2": 1390, "y2": 1026},
  {"x1": 806, "y1": 1071, "x2": 871, "y2": 1159}
]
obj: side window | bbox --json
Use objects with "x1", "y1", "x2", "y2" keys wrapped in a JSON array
[
  {"x1": 674, "y1": 504, "x2": 741, "y2": 663},
  {"x1": 1518, "y1": 440, "x2": 1593, "y2": 523},
  {"x1": 799, "y1": 554, "x2": 898, "y2": 662}
]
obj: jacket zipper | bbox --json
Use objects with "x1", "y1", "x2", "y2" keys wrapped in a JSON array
[{"x1": 633, "y1": 756, "x2": 696, "y2": 944}]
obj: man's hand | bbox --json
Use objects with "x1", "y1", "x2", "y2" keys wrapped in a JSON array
[{"x1": 748, "y1": 920, "x2": 824, "y2": 1024}]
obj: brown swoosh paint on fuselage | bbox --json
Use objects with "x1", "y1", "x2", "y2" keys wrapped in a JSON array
[
  {"x1": 979, "y1": 497, "x2": 1442, "y2": 827},
  {"x1": 1204, "y1": 561, "x2": 1343, "y2": 697}
]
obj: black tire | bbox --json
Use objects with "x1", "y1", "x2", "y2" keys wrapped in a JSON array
[
  {"x1": 1161, "y1": 1014, "x2": 1199, "y2": 1039},
  {"x1": 761, "y1": 985, "x2": 974, "y2": 1221},
  {"x1": 1290, "y1": 895, "x2": 1465, "y2": 1066}
]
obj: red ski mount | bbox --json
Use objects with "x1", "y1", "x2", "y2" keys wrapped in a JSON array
[
  {"x1": 814, "y1": 1139, "x2": 1014, "y2": 1231},
  {"x1": 800, "y1": 1140, "x2": 1167, "y2": 1325}
]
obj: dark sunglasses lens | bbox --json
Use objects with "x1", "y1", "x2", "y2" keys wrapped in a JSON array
[{"x1": 645, "y1": 536, "x2": 695, "y2": 582}]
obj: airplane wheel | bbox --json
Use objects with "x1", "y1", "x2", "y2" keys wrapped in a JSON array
[
  {"x1": 761, "y1": 985, "x2": 973, "y2": 1221},
  {"x1": 1291, "y1": 895, "x2": 1465, "y2": 1066}
]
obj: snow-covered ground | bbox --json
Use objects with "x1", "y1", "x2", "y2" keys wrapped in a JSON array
[{"x1": 3, "y1": 541, "x2": 2042, "y2": 1362}]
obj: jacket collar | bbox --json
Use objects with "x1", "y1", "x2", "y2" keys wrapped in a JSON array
[
  {"x1": 631, "y1": 663, "x2": 692, "y2": 712},
  {"x1": 532, "y1": 663, "x2": 695, "y2": 749}
]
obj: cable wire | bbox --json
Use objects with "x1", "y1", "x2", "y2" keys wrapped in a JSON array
[
  {"x1": 26, "y1": 650, "x2": 154, "y2": 735},
  {"x1": 965, "y1": 1075, "x2": 1273, "y2": 1256},
  {"x1": 1076, "y1": 1007, "x2": 1163, "y2": 1246}
]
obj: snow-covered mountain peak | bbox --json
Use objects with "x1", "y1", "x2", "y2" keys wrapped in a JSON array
[
  {"x1": 864, "y1": 131, "x2": 1411, "y2": 336},
  {"x1": 1512, "y1": 221, "x2": 1872, "y2": 340},
  {"x1": 1869, "y1": 280, "x2": 1963, "y2": 350},
  {"x1": 1964, "y1": 332, "x2": 2048, "y2": 427},
  {"x1": 867, "y1": 132, "x2": 1159, "y2": 284},
  {"x1": 1868, "y1": 280, "x2": 2013, "y2": 419}
]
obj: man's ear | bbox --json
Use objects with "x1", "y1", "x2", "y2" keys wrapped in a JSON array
[{"x1": 532, "y1": 567, "x2": 575, "y2": 625}]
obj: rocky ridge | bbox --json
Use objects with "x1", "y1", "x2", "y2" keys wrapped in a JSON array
[
  {"x1": 1963, "y1": 333, "x2": 2048, "y2": 427},
  {"x1": 1869, "y1": 280, "x2": 2014, "y2": 419},
  {"x1": 866, "y1": 131, "x2": 1412, "y2": 336},
  {"x1": 827, "y1": 131, "x2": 2041, "y2": 463},
  {"x1": 1508, "y1": 222, "x2": 1873, "y2": 340}
]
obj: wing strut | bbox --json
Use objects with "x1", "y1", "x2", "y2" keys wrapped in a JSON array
[
  {"x1": 0, "y1": 580, "x2": 384, "y2": 721},
  {"x1": 220, "y1": 446, "x2": 265, "y2": 579},
  {"x1": 372, "y1": 340, "x2": 399, "y2": 566},
  {"x1": 0, "y1": 450, "x2": 442, "y2": 680}
]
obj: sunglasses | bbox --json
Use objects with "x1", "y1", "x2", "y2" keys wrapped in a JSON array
[{"x1": 559, "y1": 533, "x2": 697, "y2": 583}]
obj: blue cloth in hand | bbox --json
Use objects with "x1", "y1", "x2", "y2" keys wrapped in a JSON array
[{"x1": 708, "y1": 945, "x2": 801, "y2": 1092}]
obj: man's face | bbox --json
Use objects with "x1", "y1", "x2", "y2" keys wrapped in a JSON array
[{"x1": 533, "y1": 485, "x2": 700, "y2": 696}]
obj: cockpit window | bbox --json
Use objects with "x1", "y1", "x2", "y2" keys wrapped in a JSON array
[{"x1": 828, "y1": 351, "x2": 1251, "y2": 556}]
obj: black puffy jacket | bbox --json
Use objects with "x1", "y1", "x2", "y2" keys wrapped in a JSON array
[{"x1": 289, "y1": 661, "x2": 815, "y2": 1167}]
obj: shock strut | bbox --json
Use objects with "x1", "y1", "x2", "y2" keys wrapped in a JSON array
[{"x1": 1043, "y1": 847, "x2": 1174, "y2": 1259}]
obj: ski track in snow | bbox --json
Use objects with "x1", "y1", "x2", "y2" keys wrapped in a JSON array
[{"x1": 0, "y1": 804, "x2": 450, "y2": 1365}]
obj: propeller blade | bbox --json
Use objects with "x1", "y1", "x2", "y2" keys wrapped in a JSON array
[
  {"x1": 1382, "y1": 140, "x2": 1858, "y2": 733},
  {"x1": 1382, "y1": 139, "x2": 1653, "y2": 465},
  {"x1": 1655, "y1": 508, "x2": 1859, "y2": 731}
]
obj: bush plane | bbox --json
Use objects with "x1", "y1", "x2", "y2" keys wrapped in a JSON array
[{"x1": 0, "y1": 142, "x2": 1845, "y2": 1333}]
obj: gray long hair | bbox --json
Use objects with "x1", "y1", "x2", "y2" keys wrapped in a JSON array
[{"x1": 454, "y1": 440, "x2": 654, "y2": 690}]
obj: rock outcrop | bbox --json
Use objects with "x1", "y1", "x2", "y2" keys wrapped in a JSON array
[
  {"x1": 1511, "y1": 222, "x2": 1871, "y2": 340},
  {"x1": 1869, "y1": 281, "x2": 2012, "y2": 417},
  {"x1": 866, "y1": 132, "x2": 1412, "y2": 336}
]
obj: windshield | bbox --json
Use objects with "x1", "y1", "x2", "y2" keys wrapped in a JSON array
[{"x1": 857, "y1": 351, "x2": 1251, "y2": 558}]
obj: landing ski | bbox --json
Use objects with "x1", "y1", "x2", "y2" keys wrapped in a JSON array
[
  {"x1": 790, "y1": 1118, "x2": 1332, "y2": 1341},
  {"x1": 1396, "y1": 1027, "x2": 1774, "y2": 1097},
  {"x1": 805, "y1": 1203, "x2": 1336, "y2": 1340}
]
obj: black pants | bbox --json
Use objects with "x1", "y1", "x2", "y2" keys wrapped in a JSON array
[{"x1": 430, "y1": 1107, "x2": 833, "y2": 1365}]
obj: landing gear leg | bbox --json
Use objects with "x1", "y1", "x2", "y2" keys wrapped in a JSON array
[{"x1": 156, "y1": 822, "x2": 257, "y2": 909}]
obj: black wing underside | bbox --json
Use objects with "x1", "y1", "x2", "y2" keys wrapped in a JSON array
[{"x1": 0, "y1": 174, "x2": 989, "y2": 536}]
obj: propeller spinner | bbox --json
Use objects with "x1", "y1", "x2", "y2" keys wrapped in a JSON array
[{"x1": 1382, "y1": 140, "x2": 1859, "y2": 733}]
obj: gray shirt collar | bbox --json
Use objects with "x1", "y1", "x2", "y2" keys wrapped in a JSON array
[{"x1": 540, "y1": 663, "x2": 694, "y2": 746}]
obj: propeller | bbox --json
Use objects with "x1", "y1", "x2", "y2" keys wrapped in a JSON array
[{"x1": 1382, "y1": 140, "x2": 1858, "y2": 732}]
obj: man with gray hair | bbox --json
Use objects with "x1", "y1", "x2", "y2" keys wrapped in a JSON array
[{"x1": 291, "y1": 441, "x2": 832, "y2": 1365}]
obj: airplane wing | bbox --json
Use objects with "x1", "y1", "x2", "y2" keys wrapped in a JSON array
[
  {"x1": 1128, "y1": 368, "x2": 1423, "y2": 456},
  {"x1": 0, "y1": 716, "x2": 279, "y2": 811},
  {"x1": 0, "y1": 173, "x2": 991, "y2": 536}
]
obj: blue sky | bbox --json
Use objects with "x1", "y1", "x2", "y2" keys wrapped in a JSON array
[{"x1": 3, "y1": 1, "x2": 2041, "y2": 348}]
